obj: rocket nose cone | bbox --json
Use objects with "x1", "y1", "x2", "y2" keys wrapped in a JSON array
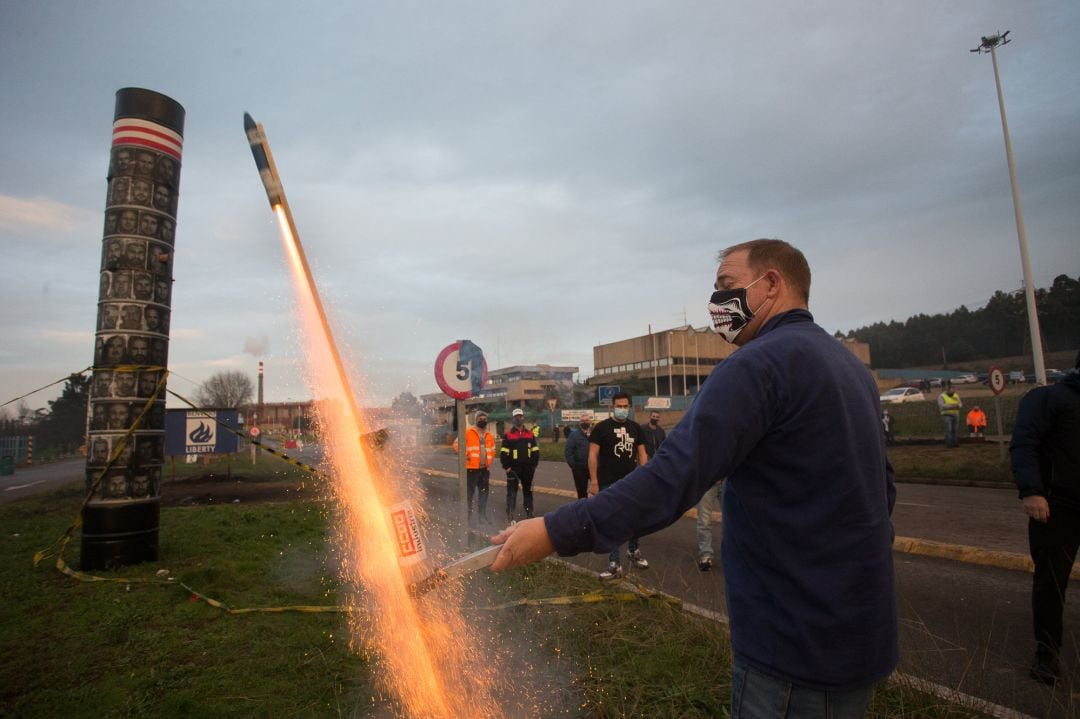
[{"x1": 243, "y1": 112, "x2": 256, "y2": 132}]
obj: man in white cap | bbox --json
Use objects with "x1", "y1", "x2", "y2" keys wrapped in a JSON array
[{"x1": 499, "y1": 408, "x2": 540, "y2": 523}]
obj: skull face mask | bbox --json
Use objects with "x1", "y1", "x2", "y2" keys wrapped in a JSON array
[{"x1": 708, "y1": 274, "x2": 765, "y2": 343}]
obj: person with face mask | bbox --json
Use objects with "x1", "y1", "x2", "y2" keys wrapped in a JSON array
[
  {"x1": 499, "y1": 408, "x2": 540, "y2": 523},
  {"x1": 491, "y1": 239, "x2": 898, "y2": 717},
  {"x1": 453, "y1": 411, "x2": 497, "y2": 525},
  {"x1": 563, "y1": 415, "x2": 593, "y2": 499},
  {"x1": 587, "y1": 393, "x2": 650, "y2": 580},
  {"x1": 640, "y1": 411, "x2": 666, "y2": 459}
]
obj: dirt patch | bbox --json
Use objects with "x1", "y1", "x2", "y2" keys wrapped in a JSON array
[{"x1": 159, "y1": 474, "x2": 313, "y2": 507}]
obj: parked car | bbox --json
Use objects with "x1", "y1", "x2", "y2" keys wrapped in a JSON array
[
  {"x1": 927, "y1": 377, "x2": 945, "y2": 388},
  {"x1": 1047, "y1": 368, "x2": 1066, "y2": 382},
  {"x1": 952, "y1": 374, "x2": 978, "y2": 385},
  {"x1": 879, "y1": 387, "x2": 926, "y2": 404},
  {"x1": 1008, "y1": 370, "x2": 1027, "y2": 384},
  {"x1": 976, "y1": 372, "x2": 989, "y2": 384}
]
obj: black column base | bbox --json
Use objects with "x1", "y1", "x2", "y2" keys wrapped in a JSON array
[{"x1": 80, "y1": 500, "x2": 160, "y2": 571}]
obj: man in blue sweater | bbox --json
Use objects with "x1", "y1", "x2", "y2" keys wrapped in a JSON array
[{"x1": 492, "y1": 239, "x2": 898, "y2": 716}]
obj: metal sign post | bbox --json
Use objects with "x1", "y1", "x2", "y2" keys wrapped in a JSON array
[
  {"x1": 988, "y1": 366, "x2": 1006, "y2": 462},
  {"x1": 456, "y1": 400, "x2": 467, "y2": 534}
]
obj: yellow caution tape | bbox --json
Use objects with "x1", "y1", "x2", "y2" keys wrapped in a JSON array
[
  {"x1": 487, "y1": 572, "x2": 682, "y2": 610},
  {"x1": 28, "y1": 368, "x2": 354, "y2": 616},
  {"x1": 1, "y1": 366, "x2": 93, "y2": 409},
  {"x1": 34, "y1": 370, "x2": 168, "y2": 567}
]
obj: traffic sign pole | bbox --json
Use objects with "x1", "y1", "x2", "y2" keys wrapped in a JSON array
[
  {"x1": 456, "y1": 400, "x2": 467, "y2": 540},
  {"x1": 988, "y1": 367, "x2": 1006, "y2": 463}
]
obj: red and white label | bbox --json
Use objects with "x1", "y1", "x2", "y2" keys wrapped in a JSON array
[
  {"x1": 112, "y1": 118, "x2": 184, "y2": 160},
  {"x1": 389, "y1": 501, "x2": 427, "y2": 566}
]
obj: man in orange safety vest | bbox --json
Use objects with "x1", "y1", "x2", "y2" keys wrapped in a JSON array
[{"x1": 453, "y1": 410, "x2": 497, "y2": 525}]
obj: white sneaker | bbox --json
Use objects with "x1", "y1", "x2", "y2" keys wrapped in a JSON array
[
  {"x1": 629, "y1": 549, "x2": 649, "y2": 569},
  {"x1": 598, "y1": 562, "x2": 623, "y2": 581}
]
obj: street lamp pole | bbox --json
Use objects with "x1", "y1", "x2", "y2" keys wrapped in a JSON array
[{"x1": 972, "y1": 31, "x2": 1047, "y2": 385}]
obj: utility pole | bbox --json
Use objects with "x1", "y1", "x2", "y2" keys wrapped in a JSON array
[
  {"x1": 971, "y1": 31, "x2": 1047, "y2": 385},
  {"x1": 649, "y1": 324, "x2": 658, "y2": 396}
]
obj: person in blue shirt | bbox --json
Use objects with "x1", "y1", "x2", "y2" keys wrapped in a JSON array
[{"x1": 491, "y1": 239, "x2": 898, "y2": 717}]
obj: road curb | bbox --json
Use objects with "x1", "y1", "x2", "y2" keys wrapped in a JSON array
[{"x1": 420, "y1": 468, "x2": 1075, "y2": 579}]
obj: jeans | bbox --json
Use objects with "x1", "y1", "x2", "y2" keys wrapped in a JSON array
[
  {"x1": 731, "y1": 656, "x2": 872, "y2": 719},
  {"x1": 941, "y1": 414, "x2": 958, "y2": 447},
  {"x1": 600, "y1": 480, "x2": 638, "y2": 564},
  {"x1": 696, "y1": 481, "x2": 723, "y2": 558},
  {"x1": 1029, "y1": 506, "x2": 1080, "y2": 661}
]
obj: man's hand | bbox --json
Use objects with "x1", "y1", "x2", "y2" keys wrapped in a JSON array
[
  {"x1": 588, "y1": 479, "x2": 599, "y2": 496},
  {"x1": 1023, "y1": 495, "x2": 1050, "y2": 523},
  {"x1": 489, "y1": 517, "x2": 555, "y2": 571}
]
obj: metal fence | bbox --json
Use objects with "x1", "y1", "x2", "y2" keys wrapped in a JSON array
[{"x1": 0, "y1": 435, "x2": 32, "y2": 462}]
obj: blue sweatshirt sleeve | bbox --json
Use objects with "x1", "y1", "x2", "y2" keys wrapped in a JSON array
[{"x1": 545, "y1": 351, "x2": 776, "y2": 555}]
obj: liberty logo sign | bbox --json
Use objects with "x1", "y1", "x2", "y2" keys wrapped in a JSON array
[
  {"x1": 185, "y1": 413, "x2": 216, "y2": 454},
  {"x1": 164, "y1": 409, "x2": 239, "y2": 458}
]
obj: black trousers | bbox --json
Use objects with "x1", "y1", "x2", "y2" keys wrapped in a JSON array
[
  {"x1": 505, "y1": 464, "x2": 536, "y2": 519},
  {"x1": 466, "y1": 468, "x2": 490, "y2": 517},
  {"x1": 569, "y1": 464, "x2": 590, "y2": 499},
  {"x1": 1029, "y1": 505, "x2": 1080, "y2": 658}
]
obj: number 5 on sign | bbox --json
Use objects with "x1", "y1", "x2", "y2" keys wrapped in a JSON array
[{"x1": 435, "y1": 340, "x2": 487, "y2": 400}]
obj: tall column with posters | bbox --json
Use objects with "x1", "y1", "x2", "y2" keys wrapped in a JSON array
[{"x1": 82, "y1": 88, "x2": 185, "y2": 570}]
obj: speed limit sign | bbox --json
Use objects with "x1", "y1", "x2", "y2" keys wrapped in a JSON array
[
  {"x1": 434, "y1": 340, "x2": 487, "y2": 400},
  {"x1": 988, "y1": 366, "x2": 1006, "y2": 396}
]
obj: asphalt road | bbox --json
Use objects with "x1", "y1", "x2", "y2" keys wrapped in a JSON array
[{"x1": 0, "y1": 458, "x2": 83, "y2": 504}]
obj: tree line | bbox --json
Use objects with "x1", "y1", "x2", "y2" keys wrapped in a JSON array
[{"x1": 841, "y1": 274, "x2": 1079, "y2": 369}]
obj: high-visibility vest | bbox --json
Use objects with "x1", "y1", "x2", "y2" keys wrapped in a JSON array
[
  {"x1": 966, "y1": 409, "x2": 987, "y2": 428},
  {"x1": 939, "y1": 393, "x2": 961, "y2": 417},
  {"x1": 453, "y1": 428, "x2": 496, "y2": 469}
]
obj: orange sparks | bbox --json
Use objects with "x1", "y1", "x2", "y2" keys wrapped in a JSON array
[{"x1": 272, "y1": 206, "x2": 499, "y2": 718}]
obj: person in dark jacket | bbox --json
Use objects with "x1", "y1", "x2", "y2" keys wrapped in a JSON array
[
  {"x1": 500, "y1": 408, "x2": 540, "y2": 522},
  {"x1": 563, "y1": 416, "x2": 592, "y2": 499},
  {"x1": 640, "y1": 410, "x2": 666, "y2": 459},
  {"x1": 491, "y1": 239, "x2": 897, "y2": 716},
  {"x1": 1010, "y1": 353, "x2": 1080, "y2": 685}
]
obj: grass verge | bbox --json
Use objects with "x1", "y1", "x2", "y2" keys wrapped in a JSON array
[
  {"x1": 487, "y1": 563, "x2": 989, "y2": 718},
  {"x1": 536, "y1": 436, "x2": 1014, "y2": 485},
  {"x1": 4, "y1": 484, "x2": 992, "y2": 718},
  {"x1": 1, "y1": 486, "x2": 367, "y2": 719}
]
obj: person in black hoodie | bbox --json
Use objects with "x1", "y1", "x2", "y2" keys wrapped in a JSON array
[{"x1": 1010, "y1": 352, "x2": 1080, "y2": 685}]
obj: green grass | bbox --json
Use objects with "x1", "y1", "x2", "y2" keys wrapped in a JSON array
[
  {"x1": 1, "y1": 486, "x2": 367, "y2": 718},
  {"x1": 4, "y1": 479, "x2": 993, "y2": 718},
  {"x1": 161, "y1": 450, "x2": 314, "y2": 483},
  {"x1": 886, "y1": 443, "x2": 1012, "y2": 484},
  {"x1": 535, "y1": 436, "x2": 1013, "y2": 484},
  {"x1": 486, "y1": 563, "x2": 991, "y2": 718}
]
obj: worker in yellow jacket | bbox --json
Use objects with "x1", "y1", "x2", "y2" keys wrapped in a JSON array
[{"x1": 453, "y1": 410, "x2": 497, "y2": 525}]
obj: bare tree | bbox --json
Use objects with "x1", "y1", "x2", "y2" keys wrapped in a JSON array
[{"x1": 196, "y1": 370, "x2": 254, "y2": 408}]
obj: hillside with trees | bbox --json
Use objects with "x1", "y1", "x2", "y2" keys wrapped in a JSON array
[{"x1": 841, "y1": 274, "x2": 1079, "y2": 368}]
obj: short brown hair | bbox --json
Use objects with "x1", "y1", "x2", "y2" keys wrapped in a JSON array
[{"x1": 718, "y1": 238, "x2": 811, "y2": 303}]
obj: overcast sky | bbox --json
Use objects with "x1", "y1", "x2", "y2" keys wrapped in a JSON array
[{"x1": 1, "y1": 1, "x2": 1078, "y2": 411}]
